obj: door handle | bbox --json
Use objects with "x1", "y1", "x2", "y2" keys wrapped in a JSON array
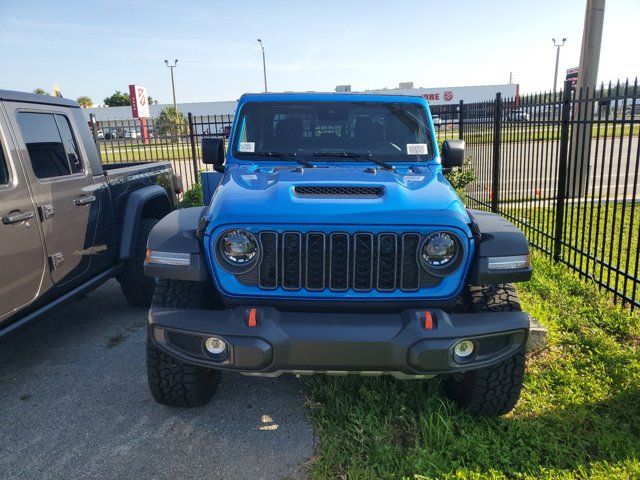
[
  {"x1": 2, "y1": 211, "x2": 35, "y2": 224},
  {"x1": 74, "y1": 195, "x2": 97, "y2": 206}
]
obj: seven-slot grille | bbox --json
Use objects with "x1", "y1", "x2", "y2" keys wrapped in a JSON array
[{"x1": 254, "y1": 231, "x2": 432, "y2": 292}]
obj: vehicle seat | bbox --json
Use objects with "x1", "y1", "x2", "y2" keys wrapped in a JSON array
[
  {"x1": 353, "y1": 117, "x2": 384, "y2": 147},
  {"x1": 272, "y1": 117, "x2": 303, "y2": 150}
]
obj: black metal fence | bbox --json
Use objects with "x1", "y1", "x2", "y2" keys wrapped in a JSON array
[
  {"x1": 90, "y1": 113, "x2": 234, "y2": 191},
  {"x1": 455, "y1": 79, "x2": 639, "y2": 309}
]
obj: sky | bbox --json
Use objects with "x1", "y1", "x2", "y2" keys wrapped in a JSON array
[{"x1": 1, "y1": 0, "x2": 638, "y2": 105}]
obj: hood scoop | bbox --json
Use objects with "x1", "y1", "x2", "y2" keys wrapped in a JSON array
[{"x1": 293, "y1": 185, "x2": 385, "y2": 198}]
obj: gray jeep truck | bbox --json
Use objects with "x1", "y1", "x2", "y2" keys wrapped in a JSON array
[{"x1": 0, "y1": 90, "x2": 179, "y2": 336}]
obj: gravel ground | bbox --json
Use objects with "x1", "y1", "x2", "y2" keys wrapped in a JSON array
[{"x1": 0, "y1": 280, "x2": 315, "y2": 480}]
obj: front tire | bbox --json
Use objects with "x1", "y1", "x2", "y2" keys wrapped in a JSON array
[
  {"x1": 442, "y1": 284, "x2": 526, "y2": 417},
  {"x1": 146, "y1": 279, "x2": 221, "y2": 407}
]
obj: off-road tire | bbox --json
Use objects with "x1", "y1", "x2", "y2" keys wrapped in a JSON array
[
  {"x1": 147, "y1": 279, "x2": 221, "y2": 407},
  {"x1": 442, "y1": 283, "x2": 526, "y2": 417},
  {"x1": 118, "y1": 218, "x2": 158, "y2": 308}
]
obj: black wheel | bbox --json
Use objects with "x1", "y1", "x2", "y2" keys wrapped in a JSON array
[
  {"x1": 146, "y1": 279, "x2": 221, "y2": 407},
  {"x1": 442, "y1": 284, "x2": 526, "y2": 417},
  {"x1": 118, "y1": 218, "x2": 158, "y2": 308}
]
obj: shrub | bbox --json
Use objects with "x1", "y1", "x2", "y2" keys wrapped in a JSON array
[
  {"x1": 179, "y1": 184, "x2": 204, "y2": 208},
  {"x1": 444, "y1": 159, "x2": 475, "y2": 198}
]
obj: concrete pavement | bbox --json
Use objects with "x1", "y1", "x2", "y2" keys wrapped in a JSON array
[{"x1": 0, "y1": 280, "x2": 315, "y2": 480}]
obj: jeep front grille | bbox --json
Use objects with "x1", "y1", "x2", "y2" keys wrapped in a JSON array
[{"x1": 248, "y1": 231, "x2": 435, "y2": 293}]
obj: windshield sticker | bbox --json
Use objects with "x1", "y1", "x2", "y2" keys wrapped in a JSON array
[
  {"x1": 406, "y1": 143, "x2": 428, "y2": 155},
  {"x1": 239, "y1": 142, "x2": 255, "y2": 153}
]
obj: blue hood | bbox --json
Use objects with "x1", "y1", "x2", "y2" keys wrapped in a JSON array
[{"x1": 207, "y1": 164, "x2": 471, "y2": 234}]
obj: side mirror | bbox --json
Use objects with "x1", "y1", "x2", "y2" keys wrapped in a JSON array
[
  {"x1": 202, "y1": 137, "x2": 225, "y2": 173},
  {"x1": 441, "y1": 139, "x2": 465, "y2": 169}
]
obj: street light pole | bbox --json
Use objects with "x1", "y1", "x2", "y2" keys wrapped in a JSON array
[
  {"x1": 257, "y1": 39, "x2": 268, "y2": 92},
  {"x1": 164, "y1": 59, "x2": 178, "y2": 112},
  {"x1": 552, "y1": 38, "x2": 567, "y2": 92}
]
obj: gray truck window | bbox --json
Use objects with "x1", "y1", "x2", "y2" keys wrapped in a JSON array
[
  {"x1": 17, "y1": 112, "x2": 83, "y2": 179},
  {"x1": 0, "y1": 146, "x2": 8, "y2": 184}
]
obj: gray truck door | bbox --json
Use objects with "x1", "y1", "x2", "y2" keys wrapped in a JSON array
[
  {"x1": 0, "y1": 105, "x2": 46, "y2": 322},
  {"x1": 9, "y1": 105, "x2": 100, "y2": 285}
]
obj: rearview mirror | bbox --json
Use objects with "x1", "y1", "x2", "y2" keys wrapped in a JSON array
[
  {"x1": 441, "y1": 139, "x2": 465, "y2": 169},
  {"x1": 202, "y1": 137, "x2": 225, "y2": 173}
]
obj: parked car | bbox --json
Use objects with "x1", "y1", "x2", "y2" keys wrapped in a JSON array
[
  {"x1": 124, "y1": 127, "x2": 140, "y2": 139},
  {"x1": 143, "y1": 92, "x2": 532, "y2": 417},
  {"x1": 104, "y1": 127, "x2": 123, "y2": 140},
  {"x1": 431, "y1": 114, "x2": 442, "y2": 126},
  {"x1": 509, "y1": 109, "x2": 530, "y2": 122},
  {"x1": 0, "y1": 90, "x2": 180, "y2": 336}
]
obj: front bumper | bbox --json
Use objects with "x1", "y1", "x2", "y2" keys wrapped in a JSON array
[{"x1": 148, "y1": 306, "x2": 529, "y2": 376}]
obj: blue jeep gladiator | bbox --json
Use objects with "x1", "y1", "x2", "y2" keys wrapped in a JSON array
[{"x1": 143, "y1": 93, "x2": 532, "y2": 416}]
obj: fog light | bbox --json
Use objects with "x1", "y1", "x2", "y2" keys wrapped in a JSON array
[
  {"x1": 204, "y1": 337, "x2": 227, "y2": 355},
  {"x1": 454, "y1": 340, "x2": 474, "y2": 358}
]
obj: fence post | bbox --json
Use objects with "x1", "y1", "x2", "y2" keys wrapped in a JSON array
[
  {"x1": 491, "y1": 93, "x2": 502, "y2": 212},
  {"x1": 553, "y1": 80, "x2": 573, "y2": 263},
  {"x1": 187, "y1": 112, "x2": 200, "y2": 184},
  {"x1": 458, "y1": 100, "x2": 464, "y2": 140},
  {"x1": 89, "y1": 113, "x2": 99, "y2": 143}
]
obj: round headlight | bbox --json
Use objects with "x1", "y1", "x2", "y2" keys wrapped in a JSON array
[
  {"x1": 421, "y1": 232, "x2": 458, "y2": 268},
  {"x1": 219, "y1": 229, "x2": 258, "y2": 265}
]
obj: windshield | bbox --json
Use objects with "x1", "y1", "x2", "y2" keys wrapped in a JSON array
[{"x1": 232, "y1": 101, "x2": 434, "y2": 162}]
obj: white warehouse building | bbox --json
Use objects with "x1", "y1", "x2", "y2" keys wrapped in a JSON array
[{"x1": 82, "y1": 83, "x2": 518, "y2": 121}]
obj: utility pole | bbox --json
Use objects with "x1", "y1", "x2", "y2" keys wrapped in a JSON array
[
  {"x1": 569, "y1": 0, "x2": 606, "y2": 197},
  {"x1": 164, "y1": 59, "x2": 178, "y2": 112},
  {"x1": 575, "y1": 0, "x2": 605, "y2": 93},
  {"x1": 552, "y1": 38, "x2": 566, "y2": 92},
  {"x1": 509, "y1": 72, "x2": 513, "y2": 84},
  {"x1": 257, "y1": 39, "x2": 268, "y2": 92}
]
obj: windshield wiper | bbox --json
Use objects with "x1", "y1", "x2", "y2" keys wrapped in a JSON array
[
  {"x1": 238, "y1": 151, "x2": 315, "y2": 168},
  {"x1": 313, "y1": 151, "x2": 395, "y2": 171}
]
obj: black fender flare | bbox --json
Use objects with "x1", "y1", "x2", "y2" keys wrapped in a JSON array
[
  {"x1": 143, "y1": 206, "x2": 210, "y2": 282},
  {"x1": 119, "y1": 185, "x2": 173, "y2": 261},
  {"x1": 467, "y1": 209, "x2": 532, "y2": 284}
]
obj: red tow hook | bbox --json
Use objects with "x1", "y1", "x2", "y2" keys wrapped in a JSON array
[
  {"x1": 423, "y1": 311, "x2": 434, "y2": 330},
  {"x1": 247, "y1": 308, "x2": 258, "y2": 327}
]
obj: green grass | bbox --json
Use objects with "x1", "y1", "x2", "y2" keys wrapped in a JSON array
[
  {"x1": 438, "y1": 124, "x2": 638, "y2": 144},
  {"x1": 305, "y1": 253, "x2": 640, "y2": 479},
  {"x1": 98, "y1": 141, "x2": 198, "y2": 163}
]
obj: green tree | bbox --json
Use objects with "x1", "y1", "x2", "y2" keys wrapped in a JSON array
[
  {"x1": 76, "y1": 96, "x2": 93, "y2": 108},
  {"x1": 155, "y1": 106, "x2": 187, "y2": 137},
  {"x1": 103, "y1": 90, "x2": 131, "y2": 107},
  {"x1": 33, "y1": 88, "x2": 49, "y2": 95}
]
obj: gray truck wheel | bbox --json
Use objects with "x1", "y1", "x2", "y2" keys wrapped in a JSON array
[
  {"x1": 442, "y1": 284, "x2": 526, "y2": 417},
  {"x1": 118, "y1": 218, "x2": 158, "y2": 308},
  {"x1": 146, "y1": 279, "x2": 221, "y2": 407}
]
